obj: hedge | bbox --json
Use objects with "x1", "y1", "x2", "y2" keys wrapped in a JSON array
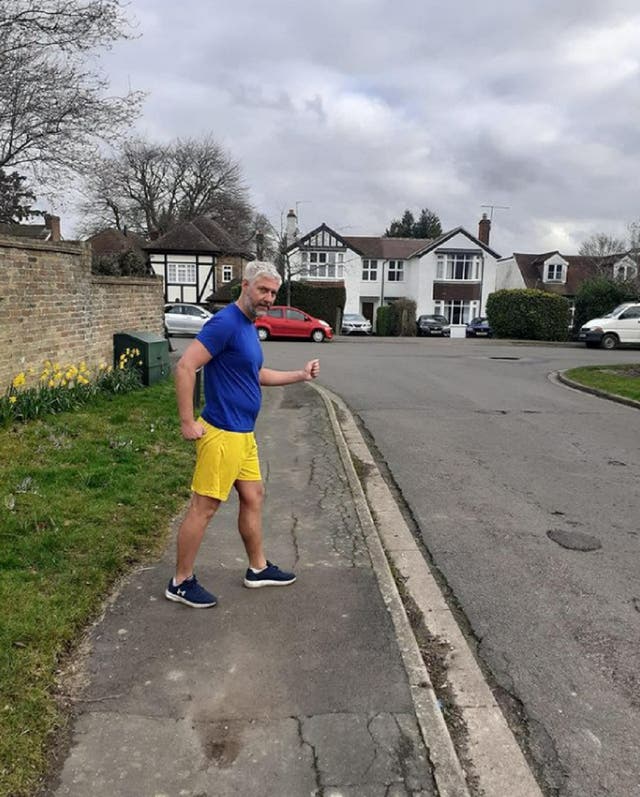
[
  {"x1": 389, "y1": 298, "x2": 417, "y2": 336},
  {"x1": 486, "y1": 288, "x2": 570, "y2": 341},
  {"x1": 376, "y1": 305, "x2": 392, "y2": 336},
  {"x1": 276, "y1": 281, "x2": 346, "y2": 328},
  {"x1": 572, "y1": 277, "x2": 638, "y2": 332}
]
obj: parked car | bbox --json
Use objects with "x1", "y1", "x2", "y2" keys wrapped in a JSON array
[
  {"x1": 579, "y1": 302, "x2": 640, "y2": 349},
  {"x1": 164, "y1": 303, "x2": 213, "y2": 335},
  {"x1": 255, "y1": 306, "x2": 333, "y2": 342},
  {"x1": 341, "y1": 313, "x2": 372, "y2": 335},
  {"x1": 466, "y1": 317, "x2": 492, "y2": 337},
  {"x1": 416, "y1": 314, "x2": 451, "y2": 337}
]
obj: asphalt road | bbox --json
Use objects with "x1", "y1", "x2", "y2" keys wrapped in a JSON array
[{"x1": 172, "y1": 334, "x2": 640, "y2": 797}]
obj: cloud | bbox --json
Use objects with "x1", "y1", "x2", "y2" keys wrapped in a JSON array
[{"x1": 80, "y1": 0, "x2": 640, "y2": 255}]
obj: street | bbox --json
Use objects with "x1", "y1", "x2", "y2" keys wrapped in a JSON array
[{"x1": 250, "y1": 335, "x2": 640, "y2": 797}]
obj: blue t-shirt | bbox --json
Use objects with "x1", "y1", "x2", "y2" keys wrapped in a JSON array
[{"x1": 196, "y1": 303, "x2": 263, "y2": 432}]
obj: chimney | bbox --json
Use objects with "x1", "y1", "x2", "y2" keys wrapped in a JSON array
[
  {"x1": 478, "y1": 213, "x2": 491, "y2": 246},
  {"x1": 285, "y1": 209, "x2": 298, "y2": 245},
  {"x1": 44, "y1": 213, "x2": 61, "y2": 241}
]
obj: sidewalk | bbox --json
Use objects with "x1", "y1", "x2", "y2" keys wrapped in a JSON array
[{"x1": 49, "y1": 382, "x2": 447, "y2": 796}]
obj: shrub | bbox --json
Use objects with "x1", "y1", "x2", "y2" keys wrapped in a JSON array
[
  {"x1": 572, "y1": 277, "x2": 639, "y2": 332},
  {"x1": 376, "y1": 305, "x2": 392, "y2": 336},
  {"x1": 276, "y1": 282, "x2": 346, "y2": 328},
  {"x1": 389, "y1": 298, "x2": 417, "y2": 336},
  {"x1": 92, "y1": 250, "x2": 148, "y2": 276},
  {"x1": 486, "y1": 289, "x2": 570, "y2": 341}
]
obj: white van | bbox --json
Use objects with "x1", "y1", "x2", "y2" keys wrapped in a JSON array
[{"x1": 578, "y1": 302, "x2": 640, "y2": 349}]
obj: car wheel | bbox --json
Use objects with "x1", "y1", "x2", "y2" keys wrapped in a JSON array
[
  {"x1": 311, "y1": 329, "x2": 325, "y2": 343},
  {"x1": 601, "y1": 333, "x2": 618, "y2": 350},
  {"x1": 257, "y1": 327, "x2": 269, "y2": 341}
]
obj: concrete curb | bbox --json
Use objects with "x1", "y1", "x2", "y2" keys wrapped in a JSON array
[
  {"x1": 312, "y1": 383, "x2": 544, "y2": 797},
  {"x1": 554, "y1": 369, "x2": 640, "y2": 410}
]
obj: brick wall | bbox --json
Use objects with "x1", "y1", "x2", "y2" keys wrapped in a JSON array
[{"x1": 0, "y1": 235, "x2": 165, "y2": 388}]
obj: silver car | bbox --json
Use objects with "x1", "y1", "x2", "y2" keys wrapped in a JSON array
[
  {"x1": 164, "y1": 303, "x2": 213, "y2": 335},
  {"x1": 341, "y1": 313, "x2": 372, "y2": 335}
]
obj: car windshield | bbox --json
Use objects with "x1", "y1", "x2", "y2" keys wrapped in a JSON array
[
  {"x1": 344, "y1": 314, "x2": 366, "y2": 321},
  {"x1": 606, "y1": 304, "x2": 629, "y2": 317}
]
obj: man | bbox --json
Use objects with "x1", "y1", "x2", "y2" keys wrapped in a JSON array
[{"x1": 165, "y1": 261, "x2": 320, "y2": 608}]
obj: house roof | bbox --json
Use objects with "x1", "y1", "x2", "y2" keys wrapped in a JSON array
[
  {"x1": 508, "y1": 251, "x2": 631, "y2": 295},
  {"x1": 342, "y1": 236, "x2": 434, "y2": 259},
  {"x1": 411, "y1": 227, "x2": 501, "y2": 259},
  {"x1": 145, "y1": 216, "x2": 251, "y2": 256},
  {"x1": 0, "y1": 222, "x2": 49, "y2": 240},
  {"x1": 88, "y1": 228, "x2": 147, "y2": 256},
  {"x1": 287, "y1": 221, "x2": 501, "y2": 260}
]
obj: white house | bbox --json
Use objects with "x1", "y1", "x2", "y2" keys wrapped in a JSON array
[
  {"x1": 145, "y1": 216, "x2": 252, "y2": 305},
  {"x1": 285, "y1": 212, "x2": 501, "y2": 328}
]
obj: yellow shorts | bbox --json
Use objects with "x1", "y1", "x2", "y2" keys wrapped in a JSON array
[{"x1": 191, "y1": 419, "x2": 262, "y2": 501}]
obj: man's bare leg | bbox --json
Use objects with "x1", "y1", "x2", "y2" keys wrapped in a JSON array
[
  {"x1": 235, "y1": 480, "x2": 267, "y2": 571},
  {"x1": 175, "y1": 492, "x2": 220, "y2": 583}
]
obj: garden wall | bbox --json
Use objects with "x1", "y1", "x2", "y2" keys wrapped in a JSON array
[{"x1": 0, "y1": 235, "x2": 164, "y2": 388}]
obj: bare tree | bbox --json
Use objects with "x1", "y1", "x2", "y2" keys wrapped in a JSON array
[
  {"x1": 578, "y1": 233, "x2": 627, "y2": 273},
  {"x1": 0, "y1": 0, "x2": 143, "y2": 182},
  {"x1": 78, "y1": 136, "x2": 256, "y2": 242}
]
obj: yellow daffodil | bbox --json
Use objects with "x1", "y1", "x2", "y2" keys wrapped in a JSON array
[
  {"x1": 12, "y1": 373, "x2": 26, "y2": 389},
  {"x1": 9, "y1": 396, "x2": 17, "y2": 404},
  {"x1": 48, "y1": 379, "x2": 55, "y2": 388}
]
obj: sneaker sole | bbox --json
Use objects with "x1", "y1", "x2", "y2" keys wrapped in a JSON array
[
  {"x1": 164, "y1": 589, "x2": 217, "y2": 608},
  {"x1": 243, "y1": 577, "x2": 296, "y2": 588}
]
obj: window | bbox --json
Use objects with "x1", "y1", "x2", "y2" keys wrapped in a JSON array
[
  {"x1": 545, "y1": 263, "x2": 564, "y2": 282},
  {"x1": 387, "y1": 260, "x2": 404, "y2": 282},
  {"x1": 435, "y1": 253, "x2": 481, "y2": 280},
  {"x1": 286, "y1": 308, "x2": 306, "y2": 321},
  {"x1": 221, "y1": 264, "x2": 233, "y2": 282},
  {"x1": 434, "y1": 300, "x2": 479, "y2": 324},
  {"x1": 267, "y1": 308, "x2": 283, "y2": 318},
  {"x1": 301, "y1": 250, "x2": 344, "y2": 279},
  {"x1": 620, "y1": 306, "x2": 640, "y2": 319},
  {"x1": 167, "y1": 262, "x2": 196, "y2": 284},
  {"x1": 362, "y1": 259, "x2": 378, "y2": 281},
  {"x1": 615, "y1": 263, "x2": 637, "y2": 281}
]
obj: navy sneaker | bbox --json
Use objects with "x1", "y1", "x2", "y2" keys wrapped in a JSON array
[
  {"x1": 243, "y1": 560, "x2": 296, "y2": 588},
  {"x1": 165, "y1": 574, "x2": 217, "y2": 608}
]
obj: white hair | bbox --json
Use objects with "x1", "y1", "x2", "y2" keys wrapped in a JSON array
[{"x1": 244, "y1": 260, "x2": 282, "y2": 284}]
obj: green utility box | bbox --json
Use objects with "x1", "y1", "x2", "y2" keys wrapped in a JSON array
[{"x1": 113, "y1": 331, "x2": 170, "y2": 386}]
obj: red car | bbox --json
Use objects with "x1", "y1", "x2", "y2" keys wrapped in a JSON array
[{"x1": 255, "y1": 306, "x2": 333, "y2": 342}]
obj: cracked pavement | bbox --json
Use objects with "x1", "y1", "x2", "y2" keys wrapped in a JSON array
[{"x1": 49, "y1": 384, "x2": 437, "y2": 796}]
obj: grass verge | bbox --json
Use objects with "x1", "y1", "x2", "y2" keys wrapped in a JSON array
[
  {"x1": 565, "y1": 364, "x2": 640, "y2": 402},
  {"x1": 0, "y1": 378, "x2": 193, "y2": 797}
]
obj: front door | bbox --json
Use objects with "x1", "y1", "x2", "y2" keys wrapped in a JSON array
[{"x1": 361, "y1": 302, "x2": 374, "y2": 325}]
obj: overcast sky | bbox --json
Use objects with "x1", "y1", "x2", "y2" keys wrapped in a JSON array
[{"x1": 94, "y1": 0, "x2": 640, "y2": 256}]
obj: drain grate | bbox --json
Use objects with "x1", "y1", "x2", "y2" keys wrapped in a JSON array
[{"x1": 489, "y1": 356, "x2": 520, "y2": 360}]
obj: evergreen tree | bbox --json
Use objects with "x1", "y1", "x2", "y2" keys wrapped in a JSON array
[
  {"x1": 384, "y1": 207, "x2": 442, "y2": 238},
  {"x1": 412, "y1": 208, "x2": 442, "y2": 238},
  {"x1": 0, "y1": 169, "x2": 38, "y2": 223}
]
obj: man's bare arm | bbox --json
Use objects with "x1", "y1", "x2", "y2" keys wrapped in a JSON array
[
  {"x1": 175, "y1": 340, "x2": 213, "y2": 439},
  {"x1": 259, "y1": 359, "x2": 320, "y2": 386}
]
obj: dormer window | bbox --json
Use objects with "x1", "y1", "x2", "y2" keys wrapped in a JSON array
[
  {"x1": 615, "y1": 263, "x2": 637, "y2": 281},
  {"x1": 545, "y1": 262, "x2": 565, "y2": 282}
]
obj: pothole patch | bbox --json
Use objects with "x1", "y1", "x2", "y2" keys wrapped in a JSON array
[{"x1": 547, "y1": 529, "x2": 602, "y2": 552}]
